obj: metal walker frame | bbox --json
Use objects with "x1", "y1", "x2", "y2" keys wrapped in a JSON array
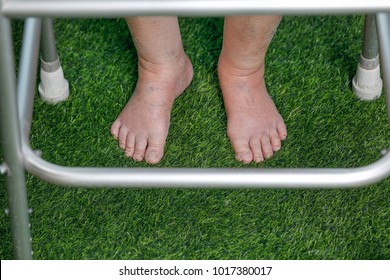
[{"x1": 1, "y1": 1, "x2": 390, "y2": 259}]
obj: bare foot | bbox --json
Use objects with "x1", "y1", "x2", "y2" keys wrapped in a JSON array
[
  {"x1": 218, "y1": 58, "x2": 287, "y2": 164},
  {"x1": 111, "y1": 54, "x2": 193, "y2": 164}
]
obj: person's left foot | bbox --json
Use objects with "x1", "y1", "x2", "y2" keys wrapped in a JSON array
[{"x1": 218, "y1": 57, "x2": 287, "y2": 164}]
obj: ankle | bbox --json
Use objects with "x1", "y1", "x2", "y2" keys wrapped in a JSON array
[
  {"x1": 138, "y1": 49, "x2": 188, "y2": 74},
  {"x1": 218, "y1": 53, "x2": 265, "y2": 79},
  {"x1": 137, "y1": 52, "x2": 193, "y2": 96}
]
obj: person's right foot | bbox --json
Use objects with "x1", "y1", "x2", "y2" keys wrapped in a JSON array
[{"x1": 111, "y1": 54, "x2": 193, "y2": 164}]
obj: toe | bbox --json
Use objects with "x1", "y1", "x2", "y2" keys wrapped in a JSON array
[
  {"x1": 236, "y1": 150, "x2": 252, "y2": 164},
  {"x1": 118, "y1": 126, "x2": 128, "y2": 150},
  {"x1": 277, "y1": 121, "x2": 287, "y2": 141},
  {"x1": 270, "y1": 130, "x2": 281, "y2": 152},
  {"x1": 111, "y1": 120, "x2": 121, "y2": 139},
  {"x1": 231, "y1": 138, "x2": 253, "y2": 164},
  {"x1": 145, "y1": 150, "x2": 162, "y2": 164},
  {"x1": 145, "y1": 135, "x2": 165, "y2": 164},
  {"x1": 260, "y1": 135, "x2": 274, "y2": 159},
  {"x1": 125, "y1": 133, "x2": 136, "y2": 158},
  {"x1": 145, "y1": 149, "x2": 164, "y2": 165},
  {"x1": 249, "y1": 137, "x2": 264, "y2": 163},
  {"x1": 133, "y1": 135, "x2": 148, "y2": 162}
]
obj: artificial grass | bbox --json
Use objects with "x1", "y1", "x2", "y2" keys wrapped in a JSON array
[{"x1": 1, "y1": 16, "x2": 389, "y2": 259}]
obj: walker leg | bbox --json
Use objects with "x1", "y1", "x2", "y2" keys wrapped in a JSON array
[
  {"x1": 352, "y1": 15, "x2": 383, "y2": 100},
  {"x1": 376, "y1": 13, "x2": 390, "y2": 124},
  {"x1": 0, "y1": 15, "x2": 33, "y2": 259},
  {"x1": 39, "y1": 18, "x2": 69, "y2": 103}
]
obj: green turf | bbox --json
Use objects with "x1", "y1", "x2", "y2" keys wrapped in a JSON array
[{"x1": 1, "y1": 16, "x2": 389, "y2": 259}]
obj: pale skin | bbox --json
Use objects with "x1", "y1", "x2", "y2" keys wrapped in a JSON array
[{"x1": 111, "y1": 16, "x2": 287, "y2": 164}]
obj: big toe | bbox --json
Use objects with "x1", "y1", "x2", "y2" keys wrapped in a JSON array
[
  {"x1": 145, "y1": 136, "x2": 165, "y2": 164},
  {"x1": 231, "y1": 138, "x2": 253, "y2": 164},
  {"x1": 145, "y1": 149, "x2": 164, "y2": 164},
  {"x1": 111, "y1": 120, "x2": 121, "y2": 139}
]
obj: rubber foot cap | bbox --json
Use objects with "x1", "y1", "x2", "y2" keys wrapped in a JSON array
[
  {"x1": 38, "y1": 66, "x2": 69, "y2": 104},
  {"x1": 352, "y1": 63, "x2": 382, "y2": 100}
]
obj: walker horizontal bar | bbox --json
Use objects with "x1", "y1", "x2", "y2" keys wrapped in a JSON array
[
  {"x1": 2, "y1": 0, "x2": 390, "y2": 18},
  {"x1": 9, "y1": 8, "x2": 390, "y2": 190},
  {"x1": 22, "y1": 143, "x2": 390, "y2": 188}
]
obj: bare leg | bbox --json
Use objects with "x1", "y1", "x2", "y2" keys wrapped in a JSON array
[
  {"x1": 111, "y1": 17, "x2": 193, "y2": 164},
  {"x1": 218, "y1": 16, "x2": 287, "y2": 163}
]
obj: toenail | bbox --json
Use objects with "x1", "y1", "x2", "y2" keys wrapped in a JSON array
[
  {"x1": 255, "y1": 157, "x2": 264, "y2": 163},
  {"x1": 236, "y1": 156, "x2": 245, "y2": 163},
  {"x1": 147, "y1": 151, "x2": 158, "y2": 161},
  {"x1": 133, "y1": 153, "x2": 143, "y2": 161}
]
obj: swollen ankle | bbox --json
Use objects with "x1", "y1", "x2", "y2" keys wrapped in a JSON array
[
  {"x1": 218, "y1": 53, "x2": 265, "y2": 78},
  {"x1": 138, "y1": 54, "x2": 193, "y2": 95}
]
